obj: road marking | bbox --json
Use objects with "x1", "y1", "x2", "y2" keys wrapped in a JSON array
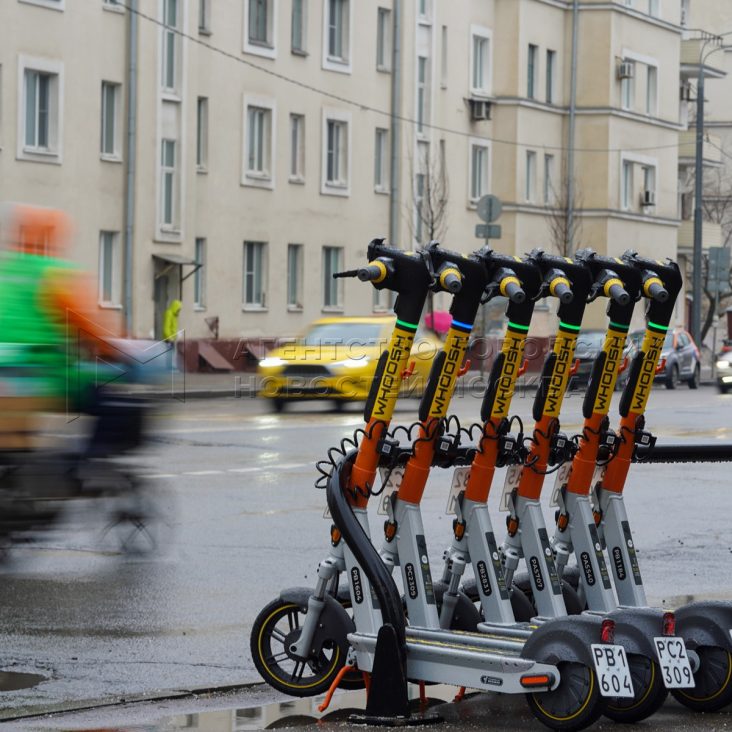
[
  {"x1": 183, "y1": 470, "x2": 225, "y2": 476},
  {"x1": 146, "y1": 474, "x2": 177, "y2": 479}
]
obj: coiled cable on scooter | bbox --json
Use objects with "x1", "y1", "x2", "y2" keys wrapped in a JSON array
[
  {"x1": 314, "y1": 419, "x2": 388, "y2": 491},
  {"x1": 522, "y1": 418, "x2": 575, "y2": 475}
]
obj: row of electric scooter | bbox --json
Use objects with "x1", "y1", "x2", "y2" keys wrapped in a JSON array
[{"x1": 251, "y1": 239, "x2": 732, "y2": 731}]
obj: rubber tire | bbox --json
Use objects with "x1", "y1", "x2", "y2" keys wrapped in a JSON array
[
  {"x1": 665, "y1": 364, "x2": 679, "y2": 390},
  {"x1": 250, "y1": 597, "x2": 351, "y2": 697},
  {"x1": 273, "y1": 398, "x2": 286, "y2": 413},
  {"x1": 687, "y1": 363, "x2": 700, "y2": 389},
  {"x1": 602, "y1": 655, "x2": 668, "y2": 723},
  {"x1": 514, "y1": 572, "x2": 586, "y2": 615},
  {"x1": 526, "y1": 661, "x2": 602, "y2": 732},
  {"x1": 671, "y1": 645, "x2": 732, "y2": 712},
  {"x1": 720, "y1": 383, "x2": 730, "y2": 395},
  {"x1": 510, "y1": 586, "x2": 537, "y2": 622}
]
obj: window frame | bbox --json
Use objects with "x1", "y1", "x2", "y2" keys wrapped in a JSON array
[
  {"x1": 321, "y1": 108, "x2": 352, "y2": 196},
  {"x1": 322, "y1": 246, "x2": 344, "y2": 310},
  {"x1": 645, "y1": 64, "x2": 658, "y2": 116},
  {"x1": 243, "y1": 0, "x2": 277, "y2": 59},
  {"x1": 620, "y1": 152, "x2": 658, "y2": 212},
  {"x1": 546, "y1": 49, "x2": 556, "y2": 104},
  {"x1": 470, "y1": 25, "x2": 493, "y2": 98},
  {"x1": 196, "y1": 96, "x2": 209, "y2": 170},
  {"x1": 18, "y1": 0, "x2": 65, "y2": 11},
  {"x1": 376, "y1": 7, "x2": 392, "y2": 72},
  {"x1": 416, "y1": 55, "x2": 429, "y2": 137},
  {"x1": 160, "y1": 138, "x2": 178, "y2": 229},
  {"x1": 98, "y1": 230, "x2": 122, "y2": 308},
  {"x1": 374, "y1": 127, "x2": 389, "y2": 193},
  {"x1": 289, "y1": 112, "x2": 305, "y2": 182},
  {"x1": 194, "y1": 237, "x2": 207, "y2": 309},
  {"x1": 242, "y1": 240, "x2": 268, "y2": 310},
  {"x1": 198, "y1": 0, "x2": 211, "y2": 32},
  {"x1": 527, "y1": 43, "x2": 538, "y2": 100},
  {"x1": 242, "y1": 95, "x2": 276, "y2": 189},
  {"x1": 287, "y1": 243, "x2": 304, "y2": 310},
  {"x1": 468, "y1": 138, "x2": 491, "y2": 205},
  {"x1": 161, "y1": 0, "x2": 181, "y2": 94},
  {"x1": 17, "y1": 55, "x2": 64, "y2": 163},
  {"x1": 543, "y1": 153, "x2": 555, "y2": 205},
  {"x1": 322, "y1": 0, "x2": 352, "y2": 73},
  {"x1": 291, "y1": 0, "x2": 307, "y2": 54},
  {"x1": 100, "y1": 80, "x2": 122, "y2": 161},
  {"x1": 525, "y1": 150, "x2": 537, "y2": 202}
]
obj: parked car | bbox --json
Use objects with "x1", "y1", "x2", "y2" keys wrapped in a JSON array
[
  {"x1": 716, "y1": 341, "x2": 732, "y2": 394},
  {"x1": 257, "y1": 316, "x2": 442, "y2": 411},
  {"x1": 570, "y1": 330, "x2": 638, "y2": 392},
  {"x1": 629, "y1": 328, "x2": 701, "y2": 390}
]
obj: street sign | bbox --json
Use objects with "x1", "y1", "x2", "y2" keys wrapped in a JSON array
[
  {"x1": 475, "y1": 224, "x2": 502, "y2": 239},
  {"x1": 708, "y1": 247, "x2": 731, "y2": 295},
  {"x1": 476, "y1": 195, "x2": 503, "y2": 223}
]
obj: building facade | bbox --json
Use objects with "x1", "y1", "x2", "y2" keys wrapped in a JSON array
[{"x1": 0, "y1": 0, "x2": 691, "y2": 348}]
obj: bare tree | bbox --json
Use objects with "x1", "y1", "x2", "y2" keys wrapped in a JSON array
[
  {"x1": 405, "y1": 145, "x2": 450, "y2": 332},
  {"x1": 546, "y1": 174, "x2": 583, "y2": 258}
]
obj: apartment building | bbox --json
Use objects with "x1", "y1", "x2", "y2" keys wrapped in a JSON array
[{"x1": 0, "y1": 0, "x2": 687, "y2": 347}]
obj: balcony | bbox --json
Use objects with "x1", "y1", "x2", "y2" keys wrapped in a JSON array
[
  {"x1": 680, "y1": 38, "x2": 727, "y2": 81},
  {"x1": 678, "y1": 130, "x2": 723, "y2": 167},
  {"x1": 678, "y1": 219, "x2": 723, "y2": 254}
]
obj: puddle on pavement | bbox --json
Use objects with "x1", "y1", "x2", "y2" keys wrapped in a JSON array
[{"x1": 0, "y1": 671, "x2": 46, "y2": 692}]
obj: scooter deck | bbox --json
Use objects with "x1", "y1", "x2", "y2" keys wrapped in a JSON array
[{"x1": 348, "y1": 627, "x2": 559, "y2": 695}]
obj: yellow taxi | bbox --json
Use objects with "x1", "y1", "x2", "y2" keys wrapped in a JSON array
[{"x1": 258, "y1": 316, "x2": 442, "y2": 411}]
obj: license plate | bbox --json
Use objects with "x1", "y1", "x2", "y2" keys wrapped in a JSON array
[
  {"x1": 445, "y1": 467, "x2": 470, "y2": 515},
  {"x1": 653, "y1": 637, "x2": 695, "y2": 688},
  {"x1": 376, "y1": 467, "x2": 404, "y2": 516},
  {"x1": 499, "y1": 465, "x2": 522, "y2": 512},
  {"x1": 591, "y1": 644, "x2": 635, "y2": 698}
]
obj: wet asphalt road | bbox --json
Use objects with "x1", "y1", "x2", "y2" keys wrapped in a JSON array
[{"x1": 0, "y1": 384, "x2": 731, "y2": 721}]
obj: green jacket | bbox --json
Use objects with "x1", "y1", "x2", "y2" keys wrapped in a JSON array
[{"x1": 163, "y1": 299, "x2": 182, "y2": 342}]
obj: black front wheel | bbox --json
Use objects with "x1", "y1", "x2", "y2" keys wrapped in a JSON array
[
  {"x1": 665, "y1": 364, "x2": 679, "y2": 390},
  {"x1": 687, "y1": 363, "x2": 700, "y2": 389},
  {"x1": 250, "y1": 597, "x2": 354, "y2": 697},
  {"x1": 602, "y1": 654, "x2": 667, "y2": 723},
  {"x1": 526, "y1": 661, "x2": 602, "y2": 731},
  {"x1": 671, "y1": 645, "x2": 732, "y2": 712}
]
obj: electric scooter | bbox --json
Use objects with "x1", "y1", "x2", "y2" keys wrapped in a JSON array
[
  {"x1": 567, "y1": 251, "x2": 732, "y2": 714},
  {"x1": 250, "y1": 238, "x2": 461, "y2": 697}
]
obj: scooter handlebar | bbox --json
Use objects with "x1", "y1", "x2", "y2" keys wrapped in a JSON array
[
  {"x1": 435, "y1": 261, "x2": 463, "y2": 294},
  {"x1": 606, "y1": 280, "x2": 631, "y2": 306},
  {"x1": 356, "y1": 258, "x2": 393, "y2": 283},
  {"x1": 544, "y1": 269, "x2": 574, "y2": 304},
  {"x1": 642, "y1": 272, "x2": 669, "y2": 303},
  {"x1": 493, "y1": 268, "x2": 526, "y2": 303}
]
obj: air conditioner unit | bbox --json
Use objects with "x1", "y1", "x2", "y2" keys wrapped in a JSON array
[
  {"x1": 680, "y1": 83, "x2": 692, "y2": 102},
  {"x1": 469, "y1": 98, "x2": 492, "y2": 121},
  {"x1": 641, "y1": 190, "x2": 656, "y2": 207},
  {"x1": 617, "y1": 61, "x2": 635, "y2": 80}
]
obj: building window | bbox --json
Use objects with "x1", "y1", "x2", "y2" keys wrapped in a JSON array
[
  {"x1": 23, "y1": 67, "x2": 61, "y2": 154},
  {"x1": 198, "y1": 0, "x2": 211, "y2": 32},
  {"x1": 648, "y1": 0, "x2": 660, "y2": 17},
  {"x1": 620, "y1": 61, "x2": 635, "y2": 110},
  {"x1": 194, "y1": 237, "x2": 206, "y2": 308},
  {"x1": 527, "y1": 43, "x2": 538, "y2": 100},
  {"x1": 162, "y1": 0, "x2": 179, "y2": 92},
  {"x1": 621, "y1": 160, "x2": 633, "y2": 210},
  {"x1": 18, "y1": 0, "x2": 65, "y2": 10},
  {"x1": 244, "y1": 101, "x2": 274, "y2": 185},
  {"x1": 646, "y1": 65, "x2": 657, "y2": 115},
  {"x1": 642, "y1": 164, "x2": 656, "y2": 202},
  {"x1": 417, "y1": 56, "x2": 428, "y2": 135},
  {"x1": 440, "y1": 25, "x2": 448, "y2": 88},
  {"x1": 327, "y1": 0, "x2": 348, "y2": 60},
  {"x1": 471, "y1": 28, "x2": 491, "y2": 96},
  {"x1": 245, "y1": 0, "x2": 276, "y2": 57},
  {"x1": 680, "y1": 0, "x2": 689, "y2": 25},
  {"x1": 418, "y1": 0, "x2": 430, "y2": 22},
  {"x1": 103, "y1": 0, "x2": 123, "y2": 10},
  {"x1": 287, "y1": 243, "x2": 303, "y2": 309},
  {"x1": 374, "y1": 127, "x2": 388, "y2": 192},
  {"x1": 243, "y1": 241, "x2": 267, "y2": 308},
  {"x1": 544, "y1": 153, "x2": 555, "y2": 205},
  {"x1": 376, "y1": 7, "x2": 391, "y2": 71},
  {"x1": 323, "y1": 246, "x2": 343, "y2": 308},
  {"x1": 100, "y1": 82, "x2": 121, "y2": 159},
  {"x1": 289, "y1": 113, "x2": 305, "y2": 181},
  {"x1": 161, "y1": 139, "x2": 177, "y2": 227},
  {"x1": 99, "y1": 231, "x2": 121, "y2": 307},
  {"x1": 546, "y1": 49, "x2": 556, "y2": 104},
  {"x1": 469, "y1": 142, "x2": 490, "y2": 202},
  {"x1": 292, "y1": 0, "x2": 306, "y2": 53},
  {"x1": 525, "y1": 150, "x2": 537, "y2": 202},
  {"x1": 322, "y1": 112, "x2": 350, "y2": 194},
  {"x1": 196, "y1": 96, "x2": 208, "y2": 169}
]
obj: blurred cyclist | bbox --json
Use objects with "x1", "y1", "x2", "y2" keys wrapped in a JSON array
[{"x1": 0, "y1": 204, "x2": 123, "y2": 453}]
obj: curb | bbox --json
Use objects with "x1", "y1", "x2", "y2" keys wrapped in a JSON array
[{"x1": 0, "y1": 681, "x2": 266, "y2": 722}]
